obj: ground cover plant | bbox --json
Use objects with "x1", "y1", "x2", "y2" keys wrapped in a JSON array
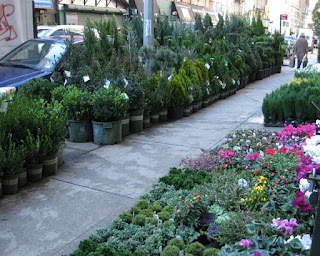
[{"x1": 71, "y1": 123, "x2": 318, "y2": 255}]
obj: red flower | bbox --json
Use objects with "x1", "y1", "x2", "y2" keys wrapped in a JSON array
[{"x1": 265, "y1": 148, "x2": 277, "y2": 155}]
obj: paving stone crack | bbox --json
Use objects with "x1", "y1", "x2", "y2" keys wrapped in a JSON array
[{"x1": 50, "y1": 178, "x2": 135, "y2": 200}]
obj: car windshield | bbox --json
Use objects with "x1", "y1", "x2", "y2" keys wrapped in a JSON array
[
  {"x1": 37, "y1": 29, "x2": 51, "y2": 37},
  {"x1": 0, "y1": 40, "x2": 66, "y2": 72}
]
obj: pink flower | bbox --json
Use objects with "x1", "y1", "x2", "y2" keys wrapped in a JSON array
[
  {"x1": 240, "y1": 239, "x2": 253, "y2": 247},
  {"x1": 252, "y1": 251, "x2": 261, "y2": 256},
  {"x1": 271, "y1": 218, "x2": 299, "y2": 235},
  {"x1": 219, "y1": 150, "x2": 235, "y2": 158},
  {"x1": 245, "y1": 153, "x2": 260, "y2": 161}
]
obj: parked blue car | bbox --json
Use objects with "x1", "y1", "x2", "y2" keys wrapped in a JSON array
[{"x1": 0, "y1": 36, "x2": 83, "y2": 90}]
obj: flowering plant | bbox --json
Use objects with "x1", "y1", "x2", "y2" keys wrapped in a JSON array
[{"x1": 174, "y1": 192, "x2": 210, "y2": 229}]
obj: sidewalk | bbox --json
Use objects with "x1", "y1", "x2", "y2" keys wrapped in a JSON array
[{"x1": 0, "y1": 52, "x2": 317, "y2": 256}]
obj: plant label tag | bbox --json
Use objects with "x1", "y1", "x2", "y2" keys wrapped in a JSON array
[
  {"x1": 104, "y1": 80, "x2": 111, "y2": 88},
  {"x1": 83, "y1": 75, "x2": 90, "y2": 83},
  {"x1": 64, "y1": 79, "x2": 67, "y2": 86},
  {"x1": 122, "y1": 77, "x2": 128, "y2": 88},
  {"x1": 64, "y1": 70, "x2": 71, "y2": 77}
]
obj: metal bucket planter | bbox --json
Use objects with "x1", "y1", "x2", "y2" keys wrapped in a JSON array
[
  {"x1": 150, "y1": 112, "x2": 160, "y2": 123},
  {"x1": 43, "y1": 154, "x2": 58, "y2": 177},
  {"x1": 202, "y1": 99, "x2": 209, "y2": 108},
  {"x1": 168, "y1": 106, "x2": 184, "y2": 120},
  {"x1": 92, "y1": 120, "x2": 122, "y2": 145},
  {"x1": 0, "y1": 178, "x2": 2, "y2": 198},
  {"x1": 249, "y1": 72, "x2": 256, "y2": 82},
  {"x1": 129, "y1": 110, "x2": 143, "y2": 133},
  {"x1": 121, "y1": 114, "x2": 130, "y2": 138},
  {"x1": 18, "y1": 168, "x2": 27, "y2": 187},
  {"x1": 256, "y1": 70, "x2": 264, "y2": 80},
  {"x1": 159, "y1": 108, "x2": 168, "y2": 122},
  {"x1": 27, "y1": 163, "x2": 42, "y2": 182},
  {"x1": 192, "y1": 104, "x2": 198, "y2": 113},
  {"x1": 58, "y1": 146, "x2": 64, "y2": 167},
  {"x1": 184, "y1": 106, "x2": 191, "y2": 117},
  {"x1": 277, "y1": 65, "x2": 282, "y2": 73},
  {"x1": 244, "y1": 75, "x2": 249, "y2": 85},
  {"x1": 67, "y1": 120, "x2": 93, "y2": 143},
  {"x1": 143, "y1": 115, "x2": 151, "y2": 128},
  {"x1": 2, "y1": 174, "x2": 19, "y2": 195}
]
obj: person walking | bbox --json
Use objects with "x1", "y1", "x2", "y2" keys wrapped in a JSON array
[{"x1": 293, "y1": 33, "x2": 308, "y2": 69}]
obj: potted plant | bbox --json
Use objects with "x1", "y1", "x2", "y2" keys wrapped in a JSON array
[
  {"x1": 1, "y1": 135, "x2": 25, "y2": 195},
  {"x1": 126, "y1": 71, "x2": 145, "y2": 133},
  {"x1": 92, "y1": 86, "x2": 129, "y2": 145},
  {"x1": 167, "y1": 70, "x2": 188, "y2": 119},
  {"x1": 40, "y1": 100, "x2": 67, "y2": 176},
  {"x1": 147, "y1": 72, "x2": 171, "y2": 123},
  {"x1": 53, "y1": 85, "x2": 93, "y2": 143}
]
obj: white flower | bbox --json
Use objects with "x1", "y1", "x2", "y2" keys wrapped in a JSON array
[
  {"x1": 299, "y1": 178, "x2": 310, "y2": 192},
  {"x1": 286, "y1": 234, "x2": 312, "y2": 251},
  {"x1": 233, "y1": 146, "x2": 241, "y2": 151},
  {"x1": 316, "y1": 119, "x2": 320, "y2": 127},
  {"x1": 259, "y1": 151, "x2": 265, "y2": 157},
  {"x1": 312, "y1": 156, "x2": 320, "y2": 164}
]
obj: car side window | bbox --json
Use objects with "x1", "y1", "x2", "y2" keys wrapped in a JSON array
[{"x1": 51, "y1": 29, "x2": 67, "y2": 36}]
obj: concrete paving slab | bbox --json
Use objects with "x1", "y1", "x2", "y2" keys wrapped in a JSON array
[
  {"x1": 0, "y1": 179, "x2": 134, "y2": 256},
  {"x1": 0, "y1": 50, "x2": 318, "y2": 256}
]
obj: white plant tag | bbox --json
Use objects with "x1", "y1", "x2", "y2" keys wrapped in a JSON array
[
  {"x1": 104, "y1": 80, "x2": 111, "y2": 88},
  {"x1": 64, "y1": 70, "x2": 71, "y2": 77},
  {"x1": 83, "y1": 75, "x2": 90, "y2": 83}
]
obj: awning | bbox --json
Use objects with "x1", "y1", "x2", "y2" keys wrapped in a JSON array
[
  {"x1": 133, "y1": 0, "x2": 160, "y2": 16},
  {"x1": 172, "y1": 2, "x2": 194, "y2": 23},
  {"x1": 34, "y1": 0, "x2": 53, "y2": 9}
]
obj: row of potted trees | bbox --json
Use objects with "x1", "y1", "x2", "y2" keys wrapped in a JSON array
[
  {"x1": 263, "y1": 65, "x2": 320, "y2": 126},
  {"x1": 0, "y1": 87, "x2": 66, "y2": 195}
]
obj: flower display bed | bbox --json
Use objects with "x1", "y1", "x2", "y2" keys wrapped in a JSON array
[{"x1": 70, "y1": 124, "x2": 317, "y2": 256}]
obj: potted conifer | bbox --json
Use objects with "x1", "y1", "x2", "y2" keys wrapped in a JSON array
[{"x1": 92, "y1": 86, "x2": 129, "y2": 145}]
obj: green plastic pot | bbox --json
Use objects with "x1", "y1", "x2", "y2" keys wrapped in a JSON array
[
  {"x1": 27, "y1": 163, "x2": 42, "y2": 182},
  {"x1": 42, "y1": 155, "x2": 58, "y2": 177},
  {"x1": 129, "y1": 110, "x2": 143, "y2": 133},
  {"x1": 67, "y1": 120, "x2": 93, "y2": 143},
  {"x1": 2, "y1": 174, "x2": 19, "y2": 195},
  {"x1": 92, "y1": 120, "x2": 122, "y2": 145}
]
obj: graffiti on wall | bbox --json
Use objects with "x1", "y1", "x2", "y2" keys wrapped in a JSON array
[{"x1": 0, "y1": 4, "x2": 17, "y2": 42}]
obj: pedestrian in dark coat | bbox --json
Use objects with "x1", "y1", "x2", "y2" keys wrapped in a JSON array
[{"x1": 293, "y1": 33, "x2": 309, "y2": 69}]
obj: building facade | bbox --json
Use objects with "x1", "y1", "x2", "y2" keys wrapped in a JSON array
[{"x1": 34, "y1": 0, "x2": 316, "y2": 37}]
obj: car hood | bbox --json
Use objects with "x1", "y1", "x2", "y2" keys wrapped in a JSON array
[{"x1": 0, "y1": 65, "x2": 50, "y2": 88}]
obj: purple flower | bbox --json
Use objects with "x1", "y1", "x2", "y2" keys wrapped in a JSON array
[
  {"x1": 240, "y1": 239, "x2": 253, "y2": 247},
  {"x1": 292, "y1": 191, "x2": 313, "y2": 212},
  {"x1": 252, "y1": 251, "x2": 261, "y2": 256},
  {"x1": 271, "y1": 218, "x2": 299, "y2": 235},
  {"x1": 179, "y1": 225, "x2": 183, "y2": 229}
]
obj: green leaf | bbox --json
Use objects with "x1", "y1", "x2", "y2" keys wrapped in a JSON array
[{"x1": 288, "y1": 238, "x2": 303, "y2": 250}]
